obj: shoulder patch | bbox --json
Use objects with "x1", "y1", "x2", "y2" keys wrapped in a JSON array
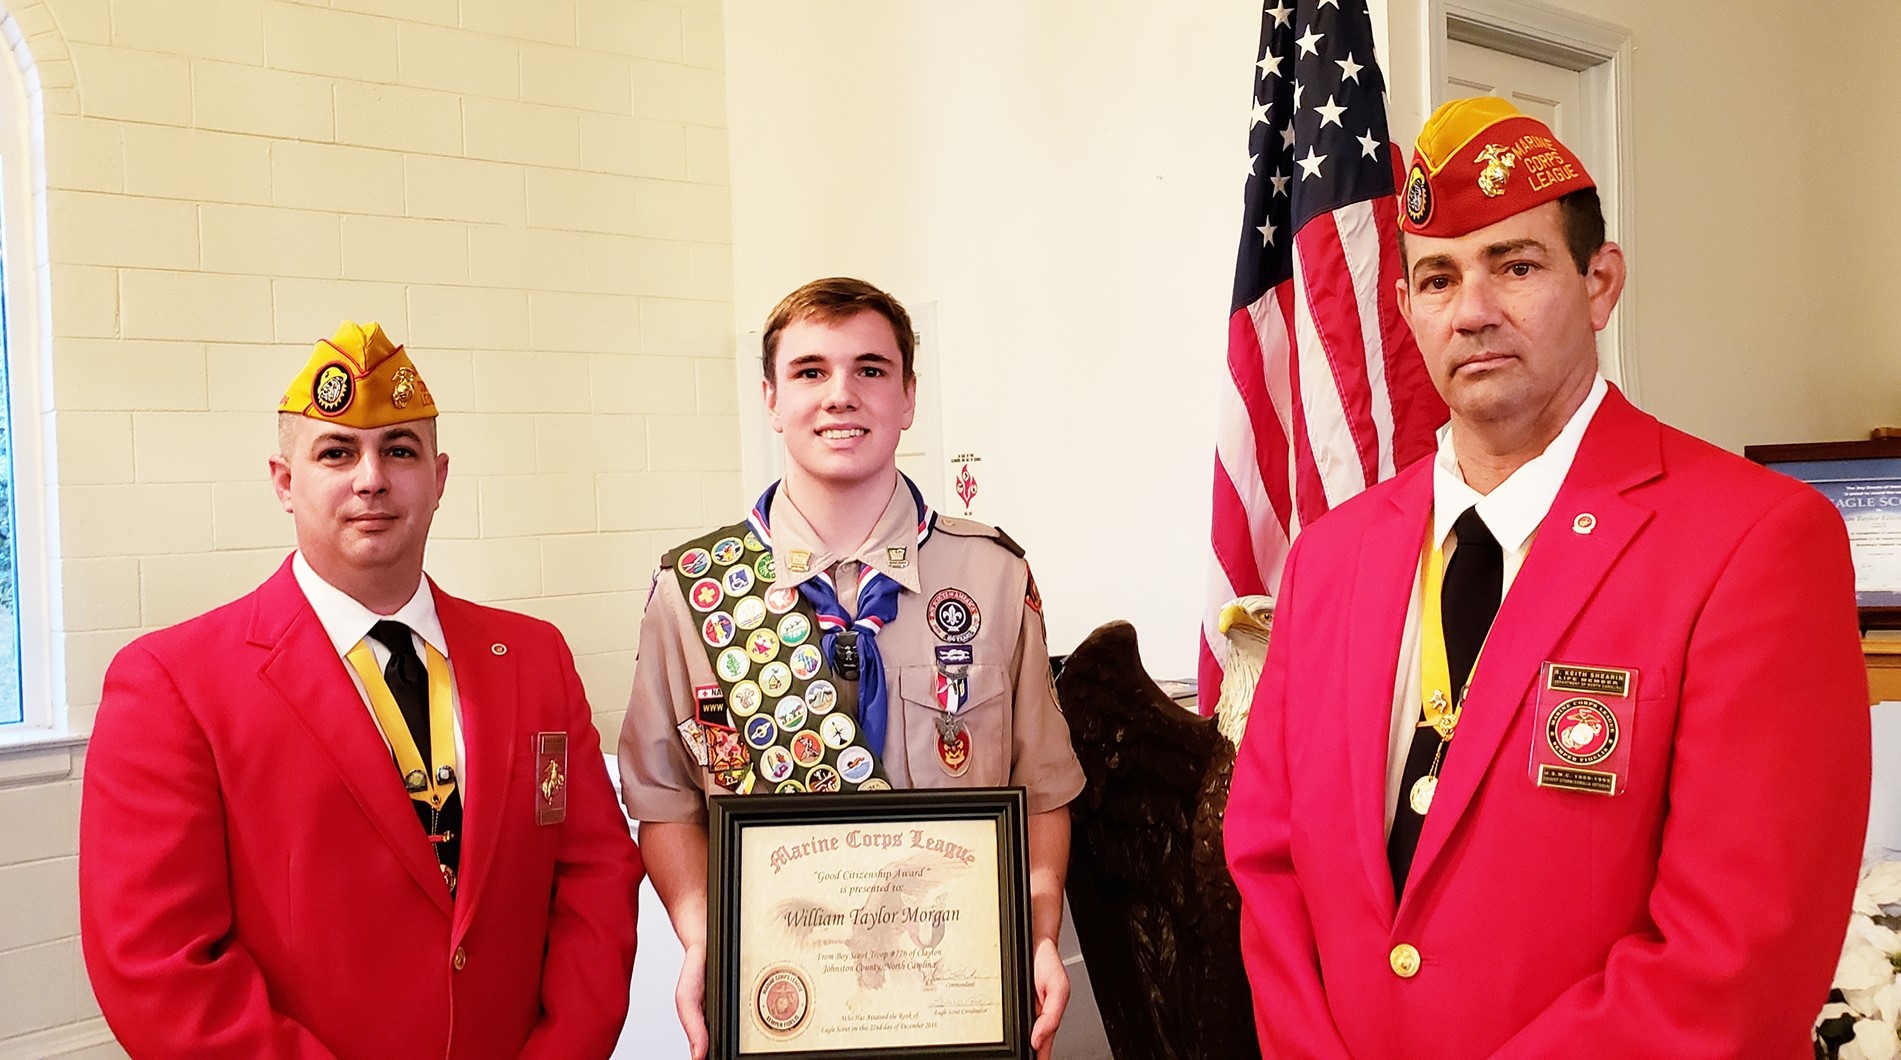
[
  {"x1": 933, "y1": 516, "x2": 1026, "y2": 558},
  {"x1": 992, "y1": 526, "x2": 1026, "y2": 558}
]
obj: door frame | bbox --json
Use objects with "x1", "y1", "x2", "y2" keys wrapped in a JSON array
[{"x1": 1422, "y1": 0, "x2": 1638, "y2": 400}]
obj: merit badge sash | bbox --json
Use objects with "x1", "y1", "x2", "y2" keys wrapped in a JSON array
[
  {"x1": 1527, "y1": 662, "x2": 1637, "y2": 796},
  {"x1": 668, "y1": 520, "x2": 890, "y2": 795}
]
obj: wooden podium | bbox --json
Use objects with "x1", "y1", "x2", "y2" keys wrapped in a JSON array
[{"x1": 1867, "y1": 636, "x2": 1901, "y2": 704}]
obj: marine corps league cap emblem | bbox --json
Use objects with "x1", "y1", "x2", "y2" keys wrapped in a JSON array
[
  {"x1": 389, "y1": 365, "x2": 423, "y2": 410},
  {"x1": 313, "y1": 362, "x2": 354, "y2": 416},
  {"x1": 1404, "y1": 163, "x2": 1432, "y2": 227},
  {"x1": 1473, "y1": 143, "x2": 1516, "y2": 198}
]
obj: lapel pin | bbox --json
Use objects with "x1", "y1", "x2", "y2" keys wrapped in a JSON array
[
  {"x1": 491, "y1": 643, "x2": 508, "y2": 655},
  {"x1": 1572, "y1": 513, "x2": 1596, "y2": 535}
]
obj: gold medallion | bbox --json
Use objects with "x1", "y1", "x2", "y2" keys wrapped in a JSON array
[
  {"x1": 1431, "y1": 711, "x2": 1459, "y2": 740},
  {"x1": 1409, "y1": 774, "x2": 1437, "y2": 816}
]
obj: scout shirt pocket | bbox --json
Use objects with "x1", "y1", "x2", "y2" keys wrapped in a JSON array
[{"x1": 898, "y1": 664, "x2": 1010, "y2": 787}]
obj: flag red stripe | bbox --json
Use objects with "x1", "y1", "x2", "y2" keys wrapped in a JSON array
[
  {"x1": 1280, "y1": 282, "x2": 1330, "y2": 530},
  {"x1": 1211, "y1": 457, "x2": 1268, "y2": 600},
  {"x1": 1296, "y1": 212, "x2": 1381, "y2": 492},
  {"x1": 1226, "y1": 305, "x2": 1294, "y2": 536}
]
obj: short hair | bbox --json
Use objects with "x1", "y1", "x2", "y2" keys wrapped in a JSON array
[
  {"x1": 276, "y1": 412, "x2": 438, "y2": 457},
  {"x1": 1397, "y1": 186, "x2": 1608, "y2": 275},
  {"x1": 761, "y1": 277, "x2": 915, "y2": 384}
]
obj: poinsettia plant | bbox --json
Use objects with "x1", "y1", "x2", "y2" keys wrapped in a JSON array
[{"x1": 1818, "y1": 860, "x2": 1901, "y2": 1059}]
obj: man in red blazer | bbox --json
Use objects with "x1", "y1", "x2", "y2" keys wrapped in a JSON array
[
  {"x1": 79, "y1": 322, "x2": 641, "y2": 1059},
  {"x1": 1226, "y1": 97, "x2": 1870, "y2": 1057}
]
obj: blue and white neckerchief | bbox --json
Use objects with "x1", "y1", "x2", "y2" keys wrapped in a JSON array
[{"x1": 746, "y1": 476, "x2": 937, "y2": 757}]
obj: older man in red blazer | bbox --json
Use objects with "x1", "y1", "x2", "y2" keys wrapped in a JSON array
[
  {"x1": 80, "y1": 323, "x2": 641, "y2": 1059},
  {"x1": 1226, "y1": 98, "x2": 1869, "y2": 1057}
]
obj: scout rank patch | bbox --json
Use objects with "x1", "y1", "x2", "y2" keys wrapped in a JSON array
[{"x1": 669, "y1": 525, "x2": 889, "y2": 794}]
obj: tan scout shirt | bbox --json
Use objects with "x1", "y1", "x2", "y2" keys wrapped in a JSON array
[{"x1": 618, "y1": 480, "x2": 1085, "y2": 824}]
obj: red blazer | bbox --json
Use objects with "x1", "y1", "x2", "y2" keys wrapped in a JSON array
[
  {"x1": 80, "y1": 558, "x2": 642, "y2": 1060},
  {"x1": 1226, "y1": 388, "x2": 1869, "y2": 1059}
]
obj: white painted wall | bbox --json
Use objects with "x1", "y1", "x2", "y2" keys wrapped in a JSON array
[{"x1": 726, "y1": 0, "x2": 1260, "y2": 676}]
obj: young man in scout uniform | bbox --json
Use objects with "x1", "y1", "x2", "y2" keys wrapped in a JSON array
[
  {"x1": 1225, "y1": 97, "x2": 1871, "y2": 1057},
  {"x1": 79, "y1": 322, "x2": 642, "y2": 1059},
  {"x1": 620, "y1": 277, "x2": 1084, "y2": 1060}
]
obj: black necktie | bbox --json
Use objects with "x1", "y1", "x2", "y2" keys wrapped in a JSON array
[
  {"x1": 1388, "y1": 506, "x2": 1503, "y2": 899},
  {"x1": 368, "y1": 620, "x2": 430, "y2": 754}
]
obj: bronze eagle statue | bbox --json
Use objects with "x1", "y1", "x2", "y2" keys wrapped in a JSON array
[{"x1": 1056, "y1": 601, "x2": 1273, "y2": 1060}]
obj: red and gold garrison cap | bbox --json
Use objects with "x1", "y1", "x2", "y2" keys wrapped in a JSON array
[
  {"x1": 279, "y1": 321, "x2": 436, "y2": 428},
  {"x1": 1400, "y1": 96, "x2": 1592, "y2": 238}
]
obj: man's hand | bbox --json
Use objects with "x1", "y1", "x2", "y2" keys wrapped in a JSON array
[
  {"x1": 676, "y1": 941, "x2": 709, "y2": 1060},
  {"x1": 1028, "y1": 935, "x2": 1070, "y2": 1060}
]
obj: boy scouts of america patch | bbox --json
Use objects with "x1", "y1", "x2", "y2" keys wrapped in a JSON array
[
  {"x1": 313, "y1": 362, "x2": 355, "y2": 416},
  {"x1": 928, "y1": 588, "x2": 980, "y2": 643},
  {"x1": 668, "y1": 520, "x2": 889, "y2": 794}
]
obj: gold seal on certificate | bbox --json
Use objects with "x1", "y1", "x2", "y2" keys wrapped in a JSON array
[{"x1": 706, "y1": 790, "x2": 1033, "y2": 1059}]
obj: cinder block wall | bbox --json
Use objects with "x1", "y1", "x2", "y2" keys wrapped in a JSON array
[{"x1": 0, "y1": 0, "x2": 737, "y2": 1053}]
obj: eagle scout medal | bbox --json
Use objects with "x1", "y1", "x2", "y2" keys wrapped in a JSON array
[
  {"x1": 1529, "y1": 662, "x2": 1636, "y2": 796},
  {"x1": 789, "y1": 643, "x2": 823, "y2": 681},
  {"x1": 702, "y1": 611, "x2": 736, "y2": 648},
  {"x1": 690, "y1": 578, "x2": 723, "y2": 612},
  {"x1": 535, "y1": 732, "x2": 568, "y2": 825},
  {"x1": 804, "y1": 679, "x2": 837, "y2": 714},
  {"x1": 934, "y1": 672, "x2": 967, "y2": 714},
  {"x1": 928, "y1": 588, "x2": 981, "y2": 643},
  {"x1": 711, "y1": 536, "x2": 745, "y2": 565},
  {"x1": 936, "y1": 721, "x2": 972, "y2": 778},
  {"x1": 733, "y1": 596, "x2": 767, "y2": 631},
  {"x1": 678, "y1": 548, "x2": 713, "y2": 577}
]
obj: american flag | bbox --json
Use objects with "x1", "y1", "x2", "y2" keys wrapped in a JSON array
[{"x1": 1200, "y1": 0, "x2": 1446, "y2": 714}]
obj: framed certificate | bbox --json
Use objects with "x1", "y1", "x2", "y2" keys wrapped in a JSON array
[
  {"x1": 1747, "y1": 438, "x2": 1901, "y2": 628},
  {"x1": 706, "y1": 788, "x2": 1032, "y2": 1060}
]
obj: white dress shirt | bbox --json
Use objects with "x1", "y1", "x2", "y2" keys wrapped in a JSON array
[
  {"x1": 1382, "y1": 375, "x2": 1609, "y2": 834},
  {"x1": 292, "y1": 552, "x2": 468, "y2": 790}
]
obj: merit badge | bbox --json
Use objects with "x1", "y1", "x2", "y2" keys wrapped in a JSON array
[
  {"x1": 724, "y1": 564, "x2": 756, "y2": 597},
  {"x1": 936, "y1": 724, "x2": 971, "y2": 778},
  {"x1": 820, "y1": 712, "x2": 855, "y2": 749},
  {"x1": 777, "y1": 612, "x2": 811, "y2": 647},
  {"x1": 755, "y1": 553, "x2": 777, "y2": 582},
  {"x1": 789, "y1": 643, "x2": 823, "y2": 681},
  {"x1": 689, "y1": 578, "x2": 724, "y2": 612},
  {"x1": 1403, "y1": 162, "x2": 1432, "y2": 227},
  {"x1": 755, "y1": 965, "x2": 811, "y2": 1036},
  {"x1": 775, "y1": 695, "x2": 809, "y2": 732},
  {"x1": 934, "y1": 672, "x2": 967, "y2": 714},
  {"x1": 701, "y1": 611, "x2": 736, "y2": 648},
  {"x1": 886, "y1": 546, "x2": 908, "y2": 569},
  {"x1": 694, "y1": 683, "x2": 730, "y2": 728},
  {"x1": 805, "y1": 679, "x2": 837, "y2": 715},
  {"x1": 312, "y1": 362, "x2": 355, "y2": 416},
  {"x1": 717, "y1": 646, "x2": 751, "y2": 682},
  {"x1": 765, "y1": 585, "x2": 800, "y2": 614},
  {"x1": 733, "y1": 596, "x2": 768, "y2": 631},
  {"x1": 806, "y1": 764, "x2": 842, "y2": 793},
  {"x1": 934, "y1": 643, "x2": 973, "y2": 676},
  {"x1": 1529, "y1": 662, "x2": 1637, "y2": 797},
  {"x1": 746, "y1": 628, "x2": 780, "y2": 663},
  {"x1": 787, "y1": 549, "x2": 811, "y2": 573},
  {"x1": 730, "y1": 680, "x2": 764, "y2": 717},
  {"x1": 759, "y1": 661, "x2": 794, "y2": 698},
  {"x1": 758, "y1": 745, "x2": 795, "y2": 784},
  {"x1": 928, "y1": 588, "x2": 981, "y2": 643},
  {"x1": 711, "y1": 536, "x2": 745, "y2": 566},
  {"x1": 677, "y1": 548, "x2": 713, "y2": 578},
  {"x1": 744, "y1": 532, "x2": 765, "y2": 552},
  {"x1": 535, "y1": 732, "x2": 569, "y2": 825},
  {"x1": 775, "y1": 780, "x2": 805, "y2": 793},
  {"x1": 676, "y1": 718, "x2": 710, "y2": 768},
  {"x1": 859, "y1": 777, "x2": 891, "y2": 791},
  {"x1": 838, "y1": 746, "x2": 875, "y2": 785},
  {"x1": 789, "y1": 730, "x2": 824, "y2": 768},
  {"x1": 744, "y1": 714, "x2": 778, "y2": 751}
]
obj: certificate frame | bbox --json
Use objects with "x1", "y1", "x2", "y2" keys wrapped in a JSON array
[
  {"x1": 1746, "y1": 438, "x2": 1901, "y2": 628},
  {"x1": 706, "y1": 788, "x2": 1032, "y2": 1060}
]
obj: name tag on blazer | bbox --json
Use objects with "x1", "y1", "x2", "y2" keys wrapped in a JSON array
[
  {"x1": 1527, "y1": 662, "x2": 1637, "y2": 797},
  {"x1": 535, "y1": 732, "x2": 569, "y2": 825}
]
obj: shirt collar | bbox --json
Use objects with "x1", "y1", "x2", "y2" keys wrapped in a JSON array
[
  {"x1": 768, "y1": 478, "x2": 924, "y2": 594},
  {"x1": 1432, "y1": 374, "x2": 1608, "y2": 554},
  {"x1": 291, "y1": 551, "x2": 449, "y2": 659}
]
